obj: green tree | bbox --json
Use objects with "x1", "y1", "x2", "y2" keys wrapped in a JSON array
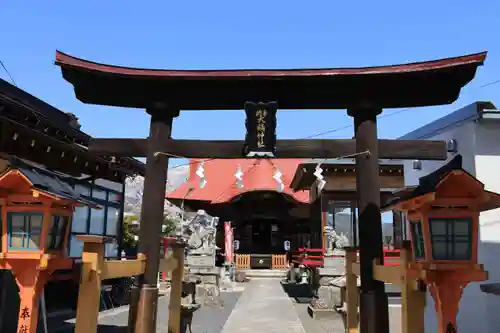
[
  {"x1": 121, "y1": 214, "x2": 180, "y2": 253},
  {"x1": 162, "y1": 215, "x2": 179, "y2": 237},
  {"x1": 123, "y1": 215, "x2": 139, "y2": 250}
]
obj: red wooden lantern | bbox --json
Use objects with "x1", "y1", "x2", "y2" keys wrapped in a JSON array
[{"x1": 385, "y1": 155, "x2": 500, "y2": 333}]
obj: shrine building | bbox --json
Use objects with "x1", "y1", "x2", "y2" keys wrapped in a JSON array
[
  {"x1": 168, "y1": 158, "x2": 308, "y2": 269},
  {"x1": 167, "y1": 157, "x2": 405, "y2": 269}
]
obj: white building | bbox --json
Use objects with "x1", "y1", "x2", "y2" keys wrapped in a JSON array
[{"x1": 400, "y1": 101, "x2": 500, "y2": 333}]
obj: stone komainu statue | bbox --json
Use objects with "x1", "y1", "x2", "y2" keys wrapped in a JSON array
[{"x1": 182, "y1": 211, "x2": 218, "y2": 254}]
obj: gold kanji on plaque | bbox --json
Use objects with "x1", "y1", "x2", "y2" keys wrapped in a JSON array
[{"x1": 256, "y1": 109, "x2": 267, "y2": 148}]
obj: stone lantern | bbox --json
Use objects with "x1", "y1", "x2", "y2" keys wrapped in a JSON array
[{"x1": 384, "y1": 155, "x2": 500, "y2": 333}]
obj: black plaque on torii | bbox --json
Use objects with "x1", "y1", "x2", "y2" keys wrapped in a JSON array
[{"x1": 243, "y1": 102, "x2": 278, "y2": 157}]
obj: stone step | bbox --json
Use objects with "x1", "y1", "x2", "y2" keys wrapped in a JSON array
[{"x1": 238, "y1": 269, "x2": 288, "y2": 278}]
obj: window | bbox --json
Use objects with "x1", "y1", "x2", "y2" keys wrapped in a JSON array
[
  {"x1": 106, "y1": 207, "x2": 120, "y2": 236},
  {"x1": 8, "y1": 213, "x2": 43, "y2": 250},
  {"x1": 328, "y1": 201, "x2": 354, "y2": 246},
  {"x1": 72, "y1": 206, "x2": 89, "y2": 233},
  {"x1": 47, "y1": 216, "x2": 69, "y2": 250},
  {"x1": 410, "y1": 221, "x2": 425, "y2": 259},
  {"x1": 108, "y1": 192, "x2": 121, "y2": 204},
  {"x1": 105, "y1": 239, "x2": 119, "y2": 257},
  {"x1": 69, "y1": 234, "x2": 84, "y2": 258},
  {"x1": 75, "y1": 184, "x2": 91, "y2": 197},
  {"x1": 92, "y1": 188, "x2": 107, "y2": 200},
  {"x1": 68, "y1": 180, "x2": 124, "y2": 259},
  {"x1": 429, "y1": 218, "x2": 472, "y2": 260},
  {"x1": 89, "y1": 208, "x2": 105, "y2": 234}
]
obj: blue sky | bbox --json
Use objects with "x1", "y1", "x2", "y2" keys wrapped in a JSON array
[{"x1": 1, "y1": 0, "x2": 500, "y2": 171}]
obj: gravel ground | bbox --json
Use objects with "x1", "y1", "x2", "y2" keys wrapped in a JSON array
[
  {"x1": 292, "y1": 301, "x2": 346, "y2": 333},
  {"x1": 48, "y1": 292, "x2": 242, "y2": 333},
  {"x1": 47, "y1": 282, "x2": 401, "y2": 333},
  {"x1": 291, "y1": 297, "x2": 403, "y2": 333},
  {"x1": 281, "y1": 279, "x2": 402, "y2": 333}
]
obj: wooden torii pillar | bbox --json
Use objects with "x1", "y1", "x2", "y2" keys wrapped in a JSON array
[
  {"x1": 133, "y1": 105, "x2": 179, "y2": 333},
  {"x1": 348, "y1": 108, "x2": 389, "y2": 332}
]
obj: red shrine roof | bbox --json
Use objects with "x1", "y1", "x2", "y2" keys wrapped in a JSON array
[
  {"x1": 167, "y1": 159, "x2": 309, "y2": 204},
  {"x1": 55, "y1": 51, "x2": 487, "y2": 110}
]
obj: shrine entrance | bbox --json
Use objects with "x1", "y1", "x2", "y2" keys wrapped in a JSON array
[
  {"x1": 55, "y1": 50, "x2": 486, "y2": 333},
  {"x1": 168, "y1": 158, "x2": 311, "y2": 269},
  {"x1": 231, "y1": 191, "x2": 299, "y2": 256},
  {"x1": 249, "y1": 219, "x2": 276, "y2": 254}
]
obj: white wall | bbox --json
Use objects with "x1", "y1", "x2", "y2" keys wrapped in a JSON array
[
  {"x1": 402, "y1": 121, "x2": 477, "y2": 186},
  {"x1": 472, "y1": 122, "x2": 500, "y2": 333},
  {"x1": 402, "y1": 120, "x2": 500, "y2": 333}
]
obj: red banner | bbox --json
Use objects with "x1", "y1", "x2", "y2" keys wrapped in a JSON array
[{"x1": 224, "y1": 222, "x2": 233, "y2": 263}]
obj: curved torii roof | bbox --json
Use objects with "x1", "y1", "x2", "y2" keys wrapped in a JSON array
[
  {"x1": 167, "y1": 158, "x2": 309, "y2": 205},
  {"x1": 55, "y1": 51, "x2": 487, "y2": 110}
]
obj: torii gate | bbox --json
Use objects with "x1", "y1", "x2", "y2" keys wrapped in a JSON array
[{"x1": 55, "y1": 50, "x2": 486, "y2": 333}]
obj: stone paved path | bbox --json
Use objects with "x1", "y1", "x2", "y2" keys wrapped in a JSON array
[{"x1": 221, "y1": 279, "x2": 306, "y2": 333}]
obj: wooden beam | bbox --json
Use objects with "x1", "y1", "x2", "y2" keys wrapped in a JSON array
[
  {"x1": 89, "y1": 138, "x2": 448, "y2": 160},
  {"x1": 159, "y1": 257, "x2": 178, "y2": 272},
  {"x1": 74, "y1": 237, "x2": 106, "y2": 333},
  {"x1": 400, "y1": 242, "x2": 426, "y2": 333},
  {"x1": 323, "y1": 173, "x2": 404, "y2": 192},
  {"x1": 372, "y1": 263, "x2": 403, "y2": 285},
  {"x1": 168, "y1": 244, "x2": 186, "y2": 333},
  {"x1": 0, "y1": 116, "x2": 137, "y2": 181},
  {"x1": 351, "y1": 262, "x2": 361, "y2": 276},
  {"x1": 101, "y1": 259, "x2": 146, "y2": 280},
  {"x1": 345, "y1": 248, "x2": 359, "y2": 333}
]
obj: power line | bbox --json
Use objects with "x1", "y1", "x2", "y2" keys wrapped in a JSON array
[
  {"x1": 0, "y1": 59, "x2": 17, "y2": 86},
  {"x1": 299, "y1": 76, "x2": 500, "y2": 143},
  {"x1": 165, "y1": 74, "x2": 500, "y2": 171},
  {"x1": 480, "y1": 79, "x2": 500, "y2": 88}
]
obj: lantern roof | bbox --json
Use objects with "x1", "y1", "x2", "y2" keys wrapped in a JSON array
[
  {"x1": 0, "y1": 156, "x2": 103, "y2": 208},
  {"x1": 383, "y1": 154, "x2": 500, "y2": 212}
]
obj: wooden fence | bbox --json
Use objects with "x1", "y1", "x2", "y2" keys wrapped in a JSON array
[
  {"x1": 271, "y1": 254, "x2": 288, "y2": 269},
  {"x1": 235, "y1": 254, "x2": 251, "y2": 269},
  {"x1": 235, "y1": 254, "x2": 288, "y2": 269},
  {"x1": 74, "y1": 235, "x2": 181, "y2": 333}
]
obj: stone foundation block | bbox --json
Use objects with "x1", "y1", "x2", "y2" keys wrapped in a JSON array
[{"x1": 316, "y1": 285, "x2": 342, "y2": 309}]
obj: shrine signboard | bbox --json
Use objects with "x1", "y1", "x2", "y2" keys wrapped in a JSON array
[{"x1": 244, "y1": 102, "x2": 277, "y2": 157}]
